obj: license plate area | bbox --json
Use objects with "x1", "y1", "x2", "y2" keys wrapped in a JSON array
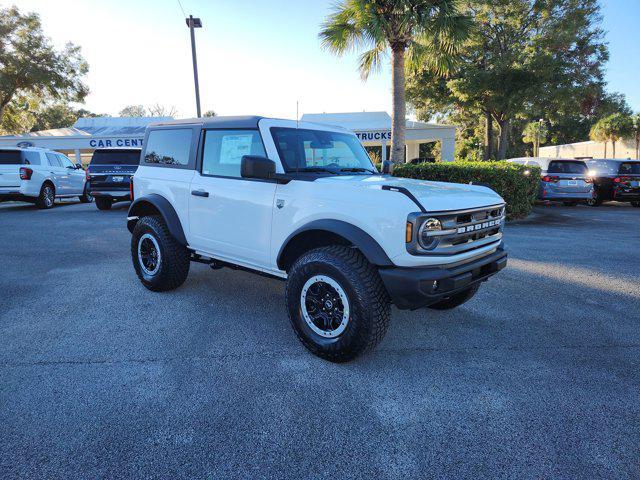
[
  {"x1": 110, "y1": 176, "x2": 125, "y2": 182},
  {"x1": 567, "y1": 180, "x2": 577, "y2": 186}
]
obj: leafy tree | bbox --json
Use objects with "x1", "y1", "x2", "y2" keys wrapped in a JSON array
[
  {"x1": 407, "y1": 0, "x2": 611, "y2": 159},
  {"x1": 319, "y1": 0, "x2": 470, "y2": 163},
  {"x1": 30, "y1": 103, "x2": 102, "y2": 131},
  {"x1": 590, "y1": 113, "x2": 634, "y2": 159},
  {"x1": 632, "y1": 113, "x2": 640, "y2": 160},
  {"x1": 522, "y1": 121, "x2": 548, "y2": 157},
  {"x1": 119, "y1": 105, "x2": 147, "y2": 117},
  {"x1": 0, "y1": 6, "x2": 88, "y2": 121},
  {"x1": 203, "y1": 110, "x2": 217, "y2": 117}
]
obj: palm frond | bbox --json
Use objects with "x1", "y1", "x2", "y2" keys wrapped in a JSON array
[{"x1": 358, "y1": 42, "x2": 387, "y2": 80}]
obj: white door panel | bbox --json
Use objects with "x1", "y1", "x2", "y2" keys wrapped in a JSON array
[{"x1": 189, "y1": 174, "x2": 276, "y2": 267}]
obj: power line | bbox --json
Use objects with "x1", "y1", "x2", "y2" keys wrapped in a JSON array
[{"x1": 176, "y1": 0, "x2": 186, "y2": 16}]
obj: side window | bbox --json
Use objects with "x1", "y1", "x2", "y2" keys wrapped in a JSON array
[
  {"x1": 46, "y1": 153, "x2": 61, "y2": 167},
  {"x1": 144, "y1": 129, "x2": 192, "y2": 166},
  {"x1": 201, "y1": 130, "x2": 265, "y2": 178},
  {"x1": 57, "y1": 154, "x2": 74, "y2": 168},
  {"x1": 22, "y1": 151, "x2": 41, "y2": 165}
]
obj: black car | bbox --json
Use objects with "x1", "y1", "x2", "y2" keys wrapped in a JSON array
[
  {"x1": 86, "y1": 149, "x2": 141, "y2": 210},
  {"x1": 585, "y1": 159, "x2": 640, "y2": 207}
]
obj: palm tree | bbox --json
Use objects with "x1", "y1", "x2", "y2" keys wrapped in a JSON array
[
  {"x1": 590, "y1": 113, "x2": 634, "y2": 159},
  {"x1": 522, "y1": 120, "x2": 548, "y2": 157},
  {"x1": 319, "y1": 0, "x2": 470, "y2": 164}
]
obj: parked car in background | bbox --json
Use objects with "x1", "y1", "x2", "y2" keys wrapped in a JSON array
[
  {"x1": 507, "y1": 157, "x2": 554, "y2": 175},
  {"x1": 86, "y1": 149, "x2": 141, "y2": 210},
  {"x1": 539, "y1": 159, "x2": 593, "y2": 205},
  {"x1": 0, "y1": 147, "x2": 91, "y2": 208},
  {"x1": 584, "y1": 159, "x2": 640, "y2": 207}
]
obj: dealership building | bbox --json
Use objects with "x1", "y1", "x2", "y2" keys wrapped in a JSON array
[{"x1": 0, "y1": 111, "x2": 456, "y2": 164}]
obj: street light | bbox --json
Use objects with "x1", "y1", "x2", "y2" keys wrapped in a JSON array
[{"x1": 186, "y1": 15, "x2": 202, "y2": 118}]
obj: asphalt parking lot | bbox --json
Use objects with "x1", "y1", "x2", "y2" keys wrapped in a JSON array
[{"x1": 1, "y1": 200, "x2": 639, "y2": 479}]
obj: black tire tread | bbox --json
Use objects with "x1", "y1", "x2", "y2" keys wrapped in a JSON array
[
  {"x1": 35, "y1": 183, "x2": 54, "y2": 209},
  {"x1": 285, "y1": 245, "x2": 390, "y2": 362},
  {"x1": 131, "y1": 215, "x2": 190, "y2": 292},
  {"x1": 95, "y1": 197, "x2": 112, "y2": 210}
]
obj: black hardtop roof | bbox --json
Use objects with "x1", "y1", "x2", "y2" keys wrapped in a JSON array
[{"x1": 149, "y1": 115, "x2": 265, "y2": 129}]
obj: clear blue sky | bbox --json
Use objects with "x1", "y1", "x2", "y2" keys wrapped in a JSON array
[{"x1": 14, "y1": 0, "x2": 640, "y2": 118}]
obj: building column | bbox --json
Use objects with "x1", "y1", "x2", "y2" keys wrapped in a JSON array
[
  {"x1": 381, "y1": 140, "x2": 387, "y2": 163},
  {"x1": 74, "y1": 149, "x2": 82, "y2": 166},
  {"x1": 406, "y1": 142, "x2": 419, "y2": 162},
  {"x1": 441, "y1": 137, "x2": 455, "y2": 162}
]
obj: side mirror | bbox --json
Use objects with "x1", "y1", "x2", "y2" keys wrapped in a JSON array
[
  {"x1": 241, "y1": 155, "x2": 275, "y2": 180},
  {"x1": 76, "y1": 164, "x2": 84, "y2": 170}
]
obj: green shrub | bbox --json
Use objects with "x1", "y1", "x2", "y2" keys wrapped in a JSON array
[{"x1": 391, "y1": 161, "x2": 540, "y2": 220}]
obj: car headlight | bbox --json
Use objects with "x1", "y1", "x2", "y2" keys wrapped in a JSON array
[{"x1": 418, "y1": 217, "x2": 442, "y2": 249}]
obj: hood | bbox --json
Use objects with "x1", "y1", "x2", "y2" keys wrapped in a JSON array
[{"x1": 315, "y1": 175, "x2": 504, "y2": 212}]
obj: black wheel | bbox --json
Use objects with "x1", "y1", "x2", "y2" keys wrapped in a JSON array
[
  {"x1": 631, "y1": 201, "x2": 640, "y2": 208},
  {"x1": 131, "y1": 215, "x2": 190, "y2": 292},
  {"x1": 562, "y1": 201, "x2": 578, "y2": 206},
  {"x1": 35, "y1": 183, "x2": 55, "y2": 209},
  {"x1": 427, "y1": 284, "x2": 480, "y2": 310},
  {"x1": 586, "y1": 190, "x2": 603, "y2": 207},
  {"x1": 95, "y1": 197, "x2": 112, "y2": 210},
  {"x1": 79, "y1": 184, "x2": 94, "y2": 203},
  {"x1": 285, "y1": 246, "x2": 390, "y2": 362}
]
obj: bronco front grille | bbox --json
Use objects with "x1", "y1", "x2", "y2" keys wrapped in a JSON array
[{"x1": 408, "y1": 204, "x2": 505, "y2": 256}]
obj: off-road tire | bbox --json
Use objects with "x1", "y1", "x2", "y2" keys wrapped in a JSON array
[
  {"x1": 79, "y1": 184, "x2": 93, "y2": 203},
  {"x1": 35, "y1": 183, "x2": 55, "y2": 209},
  {"x1": 427, "y1": 284, "x2": 480, "y2": 310},
  {"x1": 131, "y1": 215, "x2": 190, "y2": 292},
  {"x1": 95, "y1": 197, "x2": 112, "y2": 210},
  {"x1": 285, "y1": 246, "x2": 390, "y2": 362},
  {"x1": 631, "y1": 201, "x2": 640, "y2": 208}
]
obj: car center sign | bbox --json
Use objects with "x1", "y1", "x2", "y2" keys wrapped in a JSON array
[
  {"x1": 355, "y1": 130, "x2": 392, "y2": 141},
  {"x1": 89, "y1": 138, "x2": 144, "y2": 148}
]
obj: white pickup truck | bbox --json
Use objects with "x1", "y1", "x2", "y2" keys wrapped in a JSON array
[
  {"x1": 127, "y1": 116, "x2": 507, "y2": 361},
  {"x1": 0, "y1": 147, "x2": 91, "y2": 208}
]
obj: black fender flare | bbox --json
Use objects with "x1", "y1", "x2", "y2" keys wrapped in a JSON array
[
  {"x1": 127, "y1": 194, "x2": 187, "y2": 246},
  {"x1": 277, "y1": 219, "x2": 393, "y2": 270}
]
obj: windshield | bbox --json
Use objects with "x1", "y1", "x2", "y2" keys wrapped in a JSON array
[
  {"x1": 619, "y1": 162, "x2": 640, "y2": 175},
  {"x1": 0, "y1": 150, "x2": 23, "y2": 165},
  {"x1": 271, "y1": 127, "x2": 376, "y2": 174},
  {"x1": 90, "y1": 149, "x2": 141, "y2": 165}
]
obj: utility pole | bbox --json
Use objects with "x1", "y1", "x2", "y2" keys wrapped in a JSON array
[{"x1": 186, "y1": 15, "x2": 202, "y2": 118}]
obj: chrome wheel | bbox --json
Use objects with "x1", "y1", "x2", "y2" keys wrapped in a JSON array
[
  {"x1": 300, "y1": 275, "x2": 350, "y2": 338},
  {"x1": 43, "y1": 185, "x2": 54, "y2": 207},
  {"x1": 137, "y1": 233, "x2": 161, "y2": 275}
]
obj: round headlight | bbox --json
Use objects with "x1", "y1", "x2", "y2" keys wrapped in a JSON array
[{"x1": 418, "y1": 217, "x2": 442, "y2": 249}]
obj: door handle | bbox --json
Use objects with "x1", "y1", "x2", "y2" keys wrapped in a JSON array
[{"x1": 191, "y1": 189, "x2": 209, "y2": 197}]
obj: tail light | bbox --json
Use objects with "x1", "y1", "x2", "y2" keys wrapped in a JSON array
[
  {"x1": 85, "y1": 168, "x2": 90, "y2": 181},
  {"x1": 542, "y1": 175, "x2": 559, "y2": 183},
  {"x1": 584, "y1": 177, "x2": 593, "y2": 183},
  {"x1": 19, "y1": 167, "x2": 33, "y2": 180},
  {"x1": 614, "y1": 176, "x2": 631, "y2": 185},
  {"x1": 129, "y1": 176, "x2": 134, "y2": 201}
]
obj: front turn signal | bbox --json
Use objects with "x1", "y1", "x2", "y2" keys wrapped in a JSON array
[{"x1": 405, "y1": 222, "x2": 413, "y2": 243}]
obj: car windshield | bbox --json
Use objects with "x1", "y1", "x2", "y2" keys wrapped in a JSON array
[
  {"x1": 587, "y1": 160, "x2": 620, "y2": 175},
  {"x1": 0, "y1": 150, "x2": 23, "y2": 165},
  {"x1": 618, "y1": 162, "x2": 640, "y2": 175},
  {"x1": 271, "y1": 127, "x2": 377, "y2": 174},
  {"x1": 547, "y1": 161, "x2": 588, "y2": 174},
  {"x1": 90, "y1": 150, "x2": 141, "y2": 165}
]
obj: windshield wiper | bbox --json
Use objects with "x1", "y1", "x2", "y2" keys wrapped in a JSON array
[
  {"x1": 297, "y1": 167, "x2": 339, "y2": 174},
  {"x1": 339, "y1": 167, "x2": 377, "y2": 174}
]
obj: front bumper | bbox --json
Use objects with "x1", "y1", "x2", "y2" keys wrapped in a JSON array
[{"x1": 378, "y1": 247, "x2": 507, "y2": 310}]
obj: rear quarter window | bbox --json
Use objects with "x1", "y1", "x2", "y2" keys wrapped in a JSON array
[
  {"x1": 144, "y1": 129, "x2": 193, "y2": 167},
  {"x1": 22, "y1": 151, "x2": 41, "y2": 165}
]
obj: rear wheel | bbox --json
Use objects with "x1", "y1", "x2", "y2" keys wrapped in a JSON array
[
  {"x1": 35, "y1": 183, "x2": 55, "y2": 209},
  {"x1": 631, "y1": 201, "x2": 640, "y2": 208},
  {"x1": 95, "y1": 197, "x2": 112, "y2": 210},
  {"x1": 586, "y1": 190, "x2": 603, "y2": 207},
  {"x1": 285, "y1": 246, "x2": 390, "y2": 362},
  {"x1": 131, "y1": 215, "x2": 190, "y2": 292},
  {"x1": 79, "y1": 184, "x2": 93, "y2": 203},
  {"x1": 427, "y1": 284, "x2": 480, "y2": 310}
]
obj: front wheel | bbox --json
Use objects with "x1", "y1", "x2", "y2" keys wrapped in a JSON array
[
  {"x1": 131, "y1": 215, "x2": 190, "y2": 292},
  {"x1": 427, "y1": 284, "x2": 480, "y2": 310},
  {"x1": 285, "y1": 246, "x2": 390, "y2": 362},
  {"x1": 95, "y1": 197, "x2": 112, "y2": 210}
]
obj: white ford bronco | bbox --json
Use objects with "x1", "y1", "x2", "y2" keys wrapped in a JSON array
[{"x1": 127, "y1": 116, "x2": 507, "y2": 361}]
